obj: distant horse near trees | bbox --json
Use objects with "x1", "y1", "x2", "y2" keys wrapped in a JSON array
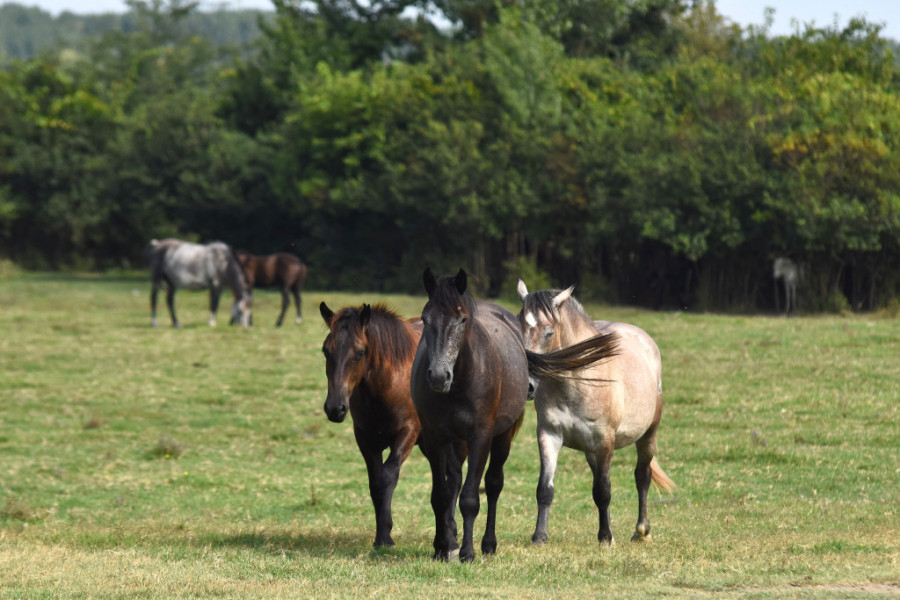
[
  {"x1": 773, "y1": 257, "x2": 801, "y2": 315},
  {"x1": 145, "y1": 239, "x2": 252, "y2": 328},
  {"x1": 237, "y1": 252, "x2": 307, "y2": 326}
]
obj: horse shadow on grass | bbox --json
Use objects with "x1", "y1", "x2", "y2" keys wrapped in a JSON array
[{"x1": 194, "y1": 529, "x2": 427, "y2": 561}]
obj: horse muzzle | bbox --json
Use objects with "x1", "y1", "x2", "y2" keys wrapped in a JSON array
[
  {"x1": 426, "y1": 366, "x2": 453, "y2": 394},
  {"x1": 324, "y1": 400, "x2": 348, "y2": 423}
]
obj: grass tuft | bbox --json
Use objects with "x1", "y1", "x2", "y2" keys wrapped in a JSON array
[{"x1": 148, "y1": 435, "x2": 186, "y2": 459}]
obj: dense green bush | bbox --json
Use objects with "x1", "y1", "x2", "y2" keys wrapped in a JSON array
[{"x1": 1, "y1": 0, "x2": 898, "y2": 310}]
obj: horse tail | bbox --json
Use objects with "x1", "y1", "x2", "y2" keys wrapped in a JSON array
[
  {"x1": 509, "y1": 408, "x2": 525, "y2": 441},
  {"x1": 649, "y1": 458, "x2": 676, "y2": 493},
  {"x1": 525, "y1": 331, "x2": 620, "y2": 383}
]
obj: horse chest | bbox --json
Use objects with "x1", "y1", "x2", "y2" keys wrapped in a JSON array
[
  {"x1": 536, "y1": 388, "x2": 617, "y2": 450},
  {"x1": 539, "y1": 401, "x2": 594, "y2": 437}
]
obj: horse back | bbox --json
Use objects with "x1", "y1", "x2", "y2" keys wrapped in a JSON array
[
  {"x1": 591, "y1": 321, "x2": 662, "y2": 447},
  {"x1": 244, "y1": 253, "x2": 306, "y2": 289},
  {"x1": 471, "y1": 301, "x2": 530, "y2": 430}
]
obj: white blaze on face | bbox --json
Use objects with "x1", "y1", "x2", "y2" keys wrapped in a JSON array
[{"x1": 524, "y1": 312, "x2": 538, "y2": 328}]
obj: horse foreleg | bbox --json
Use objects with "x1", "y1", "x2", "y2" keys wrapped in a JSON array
[
  {"x1": 481, "y1": 417, "x2": 521, "y2": 556},
  {"x1": 587, "y1": 440, "x2": 615, "y2": 545},
  {"x1": 446, "y1": 442, "x2": 466, "y2": 550},
  {"x1": 165, "y1": 287, "x2": 180, "y2": 328},
  {"x1": 422, "y1": 440, "x2": 455, "y2": 560},
  {"x1": 787, "y1": 282, "x2": 796, "y2": 315},
  {"x1": 632, "y1": 432, "x2": 657, "y2": 542},
  {"x1": 361, "y1": 426, "x2": 417, "y2": 548},
  {"x1": 458, "y1": 435, "x2": 491, "y2": 562},
  {"x1": 532, "y1": 426, "x2": 564, "y2": 544},
  {"x1": 275, "y1": 289, "x2": 290, "y2": 327},
  {"x1": 208, "y1": 288, "x2": 221, "y2": 326}
]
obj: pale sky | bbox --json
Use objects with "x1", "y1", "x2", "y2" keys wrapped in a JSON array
[{"x1": 6, "y1": 0, "x2": 900, "y2": 41}]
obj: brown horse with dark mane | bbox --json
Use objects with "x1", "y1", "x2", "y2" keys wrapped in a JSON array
[
  {"x1": 237, "y1": 252, "x2": 307, "y2": 326},
  {"x1": 411, "y1": 268, "x2": 620, "y2": 562},
  {"x1": 319, "y1": 301, "x2": 464, "y2": 548}
]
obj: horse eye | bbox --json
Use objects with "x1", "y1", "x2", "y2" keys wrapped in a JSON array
[
  {"x1": 543, "y1": 329, "x2": 554, "y2": 340},
  {"x1": 355, "y1": 349, "x2": 365, "y2": 360}
]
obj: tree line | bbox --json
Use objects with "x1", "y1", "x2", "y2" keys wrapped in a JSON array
[
  {"x1": 2, "y1": 0, "x2": 899, "y2": 312},
  {"x1": 0, "y1": 1, "x2": 269, "y2": 60}
]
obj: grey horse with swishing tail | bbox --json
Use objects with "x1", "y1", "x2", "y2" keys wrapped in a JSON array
[
  {"x1": 517, "y1": 279, "x2": 675, "y2": 546},
  {"x1": 145, "y1": 239, "x2": 252, "y2": 328}
]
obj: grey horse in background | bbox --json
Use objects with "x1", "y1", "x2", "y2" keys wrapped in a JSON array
[
  {"x1": 773, "y1": 257, "x2": 801, "y2": 315},
  {"x1": 145, "y1": 239, "x2": 252, "y2": 328}
]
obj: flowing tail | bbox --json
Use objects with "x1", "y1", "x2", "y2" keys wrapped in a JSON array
[
  {"x1": 650, "y1": 458, "x2": 676, "y2": 493},
  {"x1": 525, "y1": 331, "x2": 620, "y2": 383}
]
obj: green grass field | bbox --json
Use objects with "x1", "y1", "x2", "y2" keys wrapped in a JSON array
[{"x1": 0, "y1": 272, "x2": 897, "y2": 599}]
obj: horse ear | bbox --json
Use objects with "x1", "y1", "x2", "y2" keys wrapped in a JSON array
[
  {"x1": 423, "y1": 267, "x2": 436, "y2": 297},
  {"x1": 360, "y1": 304, "x2": 372, "y2": 328},
  {"x1": 454, "y1": 269, "x2": 467, "y2": 295},
  {"x1": 552, "y1": 285, "x2": 575, "y2": 308},
  {"x1": 320, "y1": 302, "x2": 335, "y2": 328},
  {"x1": 517, "y1": 278, "x2": 529, "y2": 302}
]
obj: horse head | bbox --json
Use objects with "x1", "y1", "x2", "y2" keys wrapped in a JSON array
[
  {"x1": 421, "y1": 268, "x2": 473, "y2": 394},
  {"x1": 230, "y1": 293, "x2": 253, "y2": 327},
  {"x1": 516, "y1": 278, "x2": 574, "y2": 354},
  {"x1": 320, "y1": 301, "x2": 372, "y2": 423}
]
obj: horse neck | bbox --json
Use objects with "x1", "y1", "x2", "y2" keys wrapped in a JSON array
[
  {"x1": 556, "y1": 305, "x2": 598, "y2": 347},
  {"x1": 224, "y1": 257, "x2": 249, "y2": 299}
]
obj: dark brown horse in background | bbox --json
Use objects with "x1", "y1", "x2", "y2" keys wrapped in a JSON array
[
  {"x1": 237, "y1": 252, "x2": 307, "y2": 326},
  {"x1": 319, "y1": 301, "x2": 464, "y2": 548},
  {"x1": 411, "y1": 268, "x2": 620, "y2": 562}
]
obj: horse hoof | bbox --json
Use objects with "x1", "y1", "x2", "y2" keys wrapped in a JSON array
[
  {"x1": 531, "y1": 534, "x2": 548, "y2": 545},
  {"x1": 631, "y1": 523, "x2": 651, "y2": 542},
  {"x1": 432, "y1": 548, "x2": 458, "y2": 562}
]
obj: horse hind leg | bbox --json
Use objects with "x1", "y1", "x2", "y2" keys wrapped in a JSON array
[
  {"x1": 150, "y1": 281, "x2": 161, "y2": 327},
  {"x1": 632, "y1": 432, "x2": 656, "y2": 542},
  {"x1": 481, "y1": 414, "x2": 523, "y2": 555},
  {"x1": 165, "y1": 286, "x2": 180, "y2": 328},
  {"x1": 587, "y1": 440, "x2": 615, "y2": 545},
  {"x1": 276, "y1": 289, "x2": 290, "y2": 327},
  {"x1": 293, "y1": 286, "x2": 302, "y2": 324}
]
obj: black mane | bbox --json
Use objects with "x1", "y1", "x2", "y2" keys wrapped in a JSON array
[{"x1": 431, "y1": 275, "x2": 478, "y2": 318}]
